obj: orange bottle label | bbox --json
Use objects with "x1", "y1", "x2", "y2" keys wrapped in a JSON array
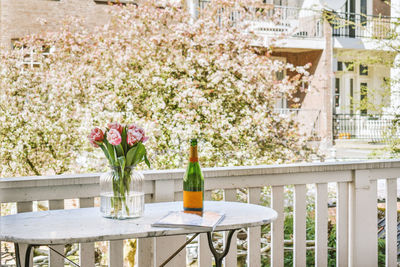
[{"x1": 183, "y1": 191, "x2": 203, "y2": 212}]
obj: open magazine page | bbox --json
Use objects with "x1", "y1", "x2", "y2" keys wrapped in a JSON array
[{"x1": 152, "y1": 211, "x2": 225, "y2": 231}]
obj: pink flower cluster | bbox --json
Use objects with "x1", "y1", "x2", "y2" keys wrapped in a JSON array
[
  {"x1": 88, "y1": 122, "x2": 148, "y2": 147},
  {"x1": 88, "y1": 127, "x2": 104, "y2": 147},
  {"x1": 127, "y1": 124, "x2": 149, "y2": 146}
]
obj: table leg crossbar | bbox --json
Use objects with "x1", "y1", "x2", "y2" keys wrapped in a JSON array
[
  {"x1": 160, "y1": 229, "x2": 236, "y2": 267},
  {"x1": 14, "y1": 243, "x2": 80, "y2": 267}
]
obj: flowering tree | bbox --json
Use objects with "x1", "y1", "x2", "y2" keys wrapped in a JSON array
[{"x1": 0, "y1": 0, "x2": 316, "y2": 177}]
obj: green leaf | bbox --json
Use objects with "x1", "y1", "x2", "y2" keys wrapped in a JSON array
[
  {"x1": 144, "y1": 153, "x2": 151, "y2": 168},
  {"x1": 132, "y1": 143, "x2": 146, "y2": 166},
  {"x1": 99, "y1": 143, "x2": 112, "y2": 166},
  {"x1": 104, "y1": 137, "x2": 116, "y2": 165},
  {"x1": 121, "y1": 127, "x2": 127, "y2": 154},
  {"x1": 118, "y1": 156, "x2": 126, "y2": 174},
  {"x1": 115, "y1": 144, "x2": 124, "y2": 158},
  {"x1": 126, "y1": 145, "x2": 138, "y2": 167}
]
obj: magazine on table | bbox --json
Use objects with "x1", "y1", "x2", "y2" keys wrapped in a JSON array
[{"x1": 152, "y1": 211, "x2": 225, "y2": 231}]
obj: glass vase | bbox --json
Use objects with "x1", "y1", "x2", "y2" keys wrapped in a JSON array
[{"x1": 100, "y1": 165, "x2": 144, "y2": 219}]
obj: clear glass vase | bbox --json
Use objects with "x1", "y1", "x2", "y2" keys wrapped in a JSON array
[{"x1": 100, "y1": 165, "x2": 144, "y2": 219}]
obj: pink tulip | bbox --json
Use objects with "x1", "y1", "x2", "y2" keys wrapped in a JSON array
[
  {"x1": 128, "y1": 123, "x2": 138, "y2": 130},
  {"x1": 127, "y1": 129, "x2": 143, "y2": 146},
  {"x1": 88, "y1": 127, "x2": 104, "y2": 147},
  {"x1": 136, "y1": 128, "x2": 149, "y2": 143},
  {"x1": 107, "y1": 128, "x2": 122, "y2": 146},
  {"x1": 108, "y1": 122, "x2": 123, "y2": 134}
]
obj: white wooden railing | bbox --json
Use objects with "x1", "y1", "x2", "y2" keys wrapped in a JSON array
[
  {"x1": 334, "y1": 114, "x2": 400, "y2": 141},
  {"x1": 1, "y1": 160, "x2": 400, "y2": 266}
]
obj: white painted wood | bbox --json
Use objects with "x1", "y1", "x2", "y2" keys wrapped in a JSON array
[
  {"x1": 0, "y1": 204, "x2": 1, "y2": 265},
  {"x1": 336, "y1": 182, "x2": 349, "y2": 267},
  {"x1": 16, "y1": 201, "x2": 33, "y2": 267},
  {"x1": 109, "y1": 240, "x2": 124, "y2": 267},
  {"x1": 315, "y1": 183, "x2": 328, "y2": 267},
  {"x1": 49, "y1": 200, "x2": 64, "y2": 267},
  {"x1": 271, "y1": 186, "x2": 284, "y2": 267},
  {"x1": 198, "y1": 234, "x2": 212, "y2": 267},
  {"x1": 154, "y1": 180, "x2": 186, "y2": 267},
  {"x1": 5, "y1": 160, "x2": 400, "y2": 267},
  {"x1": 198, "y1": 190, "x2": 212, "y2": 267},
  {"x1": 224, "y1": 188, "x2": 238, "y2": 267},
  {"x1": 248, "y1": 187, "x2": 261, "y2": 267},
  {"x1": 17, "y1": 201, "x2": 32, "y2": 213},
  {"x1": 138, "y1": 238, "x2": 154, "y2": 267},
  {"x1": 79, "y1": 197, "x2": 95, "y2": 267},
  {"x1": 294, "y1": 184, "x2": 307, "y2": 267},
  {"x1": 385, "y1": 178, "x2": 397, "y2": 267},
  {"x1": 349, "y1": 170, "x2": 377, "y2": 267}
]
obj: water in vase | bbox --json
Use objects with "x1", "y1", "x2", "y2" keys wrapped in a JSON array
[{"x1": 100, "y1": 191, "x2": 144, "y2": 219}]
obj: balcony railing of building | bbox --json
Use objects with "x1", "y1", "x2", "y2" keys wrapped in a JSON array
[
  {"x1": 334, "y1": 113, "x2": 400, "y2": 141},
  {"x1": 199, "y1": 1, "x2": 324, "y2": 38},
  {"x1": 1, "y1": 160, "x2": 399, "y2": 266},
  {"x1": 331, "y1": 12, "x2": 394, "y2": 39}
]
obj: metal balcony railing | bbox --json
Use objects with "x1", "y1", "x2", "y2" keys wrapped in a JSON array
[
  {"x1": 330, "y1": 12, "x2": 394, "y2": 39},
  {"x1": 199, "y1": 2, "x2": 395, "y2": 40},
  {"x1": 334, "y1": 113, "x2": 400, "y2": 141},
  {"x1": 199, "y1": 1, "x2": 324, "y2": 38}
]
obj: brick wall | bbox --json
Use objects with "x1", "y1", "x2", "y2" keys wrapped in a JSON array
[
  {"x1": 272, "y1": 48, "x2": 332, "y2": 141},
  {"x1": 373, "y1": 0, "x2": 390, "y2": 17},
  {"x1": 0, "y1": 0, "x2": 110, "y2": 49}
]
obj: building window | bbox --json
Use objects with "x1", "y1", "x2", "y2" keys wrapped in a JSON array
[
  {"x1": 337, "y1": 61, "x2": 343, "y2": 71},
  {"x1": 359, "y1": 64, "x2": 368, "y2": 76},
  {"x1": 345, "y1": 62, "x2": 354, "y2": 71},
  {"x1": 11, "y1": 38, "x2": 53, "y2": 69},
  {"x1": 360, "y1": 82, "x2": 368, "y2": 115},
  {"x1": 335, "y1": 78, "x2": 340, "y2": 107}
]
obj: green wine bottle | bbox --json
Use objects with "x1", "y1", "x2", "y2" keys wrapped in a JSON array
[{"x1": 183, "y1": 139, "x2": 204, "y2": 214}]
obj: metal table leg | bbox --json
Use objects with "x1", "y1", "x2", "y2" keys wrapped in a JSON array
[
  {"x1": 14, "y1": 244, "x2": 80, "y2": 267},
  {"x1": 207, "y1": 230, "x2": 236, "y2": 267},
  {"x1": 14, "y1": 243, "x2": 33, "y2": 267}
]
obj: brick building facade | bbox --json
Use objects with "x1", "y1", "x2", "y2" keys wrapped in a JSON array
[{"x1": 0, "y1": 0, "x2": 112, "y2": 49}]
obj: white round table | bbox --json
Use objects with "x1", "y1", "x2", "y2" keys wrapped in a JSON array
[{"x1": 0, "y1": 201, "x2": 277, "y2": 267}]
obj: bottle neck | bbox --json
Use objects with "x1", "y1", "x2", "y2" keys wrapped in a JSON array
[{"x1": 189, "y1": 145, "x2": 198, "y2": 163}]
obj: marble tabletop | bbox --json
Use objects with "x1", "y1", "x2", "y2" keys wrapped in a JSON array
[{"x1": 0, "y1": 201, "x2": 277, "y2": 245}]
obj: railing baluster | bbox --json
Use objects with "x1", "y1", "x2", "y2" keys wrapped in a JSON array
[
  {"x1": 385, "y1": 178, "x2": 397, "y2": 267},
  {"x1": 315, "y1": 183, "x2": 328, "y2": 267},
  {"x1": 16, "y1": 201, "x2": 33, "y2": 266},
  {"x1": 294, "y1": 184, "x2": 306, "y2": 267},
  {"x1": 248, "y1": 187, "x2": 261, "y2": 267},
  {"x1": 223, "y1": 188, "x2": 238, "y2": 267},
  {"x1": 198, "y1": 190, "x2": 212, "y2": 267},
  {"x1": 349, "y1": 170, "x2": 377, "y2": 266},
  {"x1": 79, "y1": 197, "x2": 95, "y2": 267},
  {"x1": 154, "y1": 180, "x2": 186, "y2": 267},
  {"x1": 109, "y1": 240, "x2": 124, "y2": 267},
  {"x1": 49, "y1": 200, "x2": 65, "y2": 267},
  {"x1": 337, "y1": 182, "x2": 349, "y2": 266},
  {"x1": 271, "y1": 185, "x2": 284, "y2": 267}
]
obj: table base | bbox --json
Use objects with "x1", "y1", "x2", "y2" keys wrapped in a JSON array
[
  {"x1": 14, "y1": 229, "x2": 237, "y2": 267},
  {"x1": 14, "y1": 243, "x2": 80, "y2": 267}
]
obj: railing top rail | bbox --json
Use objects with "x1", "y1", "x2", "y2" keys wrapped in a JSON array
[
  {"x1": 332, "y1": 11, "x2": 393, "y2": 20},
  {"x1": 335, "y1": 113, "x2": 398, "y2": 117},
  {"x1": 2, "y1": 160, "x2": 400, "y2": 188}
]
